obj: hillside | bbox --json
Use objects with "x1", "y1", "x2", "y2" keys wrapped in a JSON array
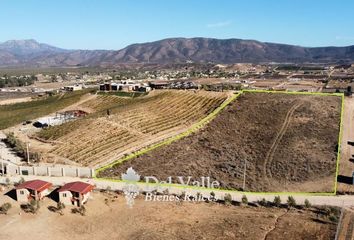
[
  {"x1": 99, "y1": 92, "x2": 342, "y2": 192},
  {"x1": 0, "y1": 38, "x2": 353, "y2": 67}
]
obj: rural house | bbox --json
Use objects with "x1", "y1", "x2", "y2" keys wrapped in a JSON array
[
  {"x1": 15, "y1": 180, "x2": 52, "y2": 202},
  {"x1": 58, "y1": 181, "x2": 94, "y2": 206}
]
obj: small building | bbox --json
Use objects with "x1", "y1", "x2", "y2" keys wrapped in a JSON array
[
  {"x1": 64, "y1": 84, "x2": 83, "y2": 91},
  {"x1": 104, "y1": 83, "x2": 112, "y2": 91},
  {"x1": 58, "y1": 181, "x2": 94, "y2": 206},
  {"x1": 15, "y1": 180, "x2": 52, "y2": 202},
  {"x1": 138, "y1": 86, "x2": 152, "y2": 92},
  {"x1": 111, "y1": 83, "x2": 119, "y2": 91}
]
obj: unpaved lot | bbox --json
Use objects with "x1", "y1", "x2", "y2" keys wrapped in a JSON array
[
  {"x1": 0, "y1": 190, "x2": 338, "y2": 240},
  {"x1": 101, "y1": 92, "x2": 341, "y2": 192}
]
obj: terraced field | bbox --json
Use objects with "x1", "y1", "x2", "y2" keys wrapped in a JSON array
[{"x1": 38, "y1": 90, "x2": 228, "y2": 167}]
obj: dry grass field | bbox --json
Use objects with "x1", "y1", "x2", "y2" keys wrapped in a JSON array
[
  {"x1": 0, "y1": 190, "x2": 339, "y2": 240},
  {"x1": 101, "y1": 92, "x2": 342, "y2": 193},
  {"x1": 37, "y1": 90, "x2": 228, "y2": 167}
]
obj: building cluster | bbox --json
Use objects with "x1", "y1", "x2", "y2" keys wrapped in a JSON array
[
  {"x1": 149, "y1": 81, "x2": 199, "y2": 90},
  {"x1": 15, "y1": 179, "x2": 94, "y2": 207},
  {"x1": 99, "y1": 80, "x2": 151, "y2": 92}
]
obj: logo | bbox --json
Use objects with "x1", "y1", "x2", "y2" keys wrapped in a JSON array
[
  {"x1": 121, "y1": 167, "x2": 140, "y2": 208},
  {"x1": 121, "y1": 167, "x2": 220, "y2": 208}
]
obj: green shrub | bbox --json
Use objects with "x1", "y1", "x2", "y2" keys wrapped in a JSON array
[
  {"x1": 273, "y1": 196, "x2": 281, "y2": 207},
  {"x1": 0, "y1": 203, "x2": 12, "y2": 214},
  {"x1": 224, "y1": 193, "x2": 232, "y2": 205},
  {"x1": 241, "y1": 195, "x2": 248, "y2": 205},
  {"x1": 259, "y1": 198, "x2": 267, "y2": 207},
  {"x1": 210, "y1": 191, "x2": 216, "y2": 201},
  {"x1": 4, "y1": 132, "x2": 41, "y2": 161},
  {"x1": 287, "y1": 196, "x2": 296, "y2": 208},
  {"x1": 57, "y1": 201, "x2": 65, "y2": 210},
  {"x1": 21, "y1": 200, "x2": 40, "y2": 214},
  {"x1": 304, "y1": 199, "x2": 311, "y2": 209},
  {"x1": 328, "y1": 215, "x2": 338, "y2": 223},
  {"x1": 71, "y1": 205, "x2": 86, "y2": 216}
]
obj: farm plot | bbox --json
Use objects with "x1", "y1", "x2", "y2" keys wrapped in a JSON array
[
  {"x1": 38, "y1": 90, "x2": 227, "y2": 167},
  {"x1": 100, "y1": 92, "x2": 342, "y2": 193},
  {"x1": 0, "y1": 89, "x2": 93, "y2": 129}
]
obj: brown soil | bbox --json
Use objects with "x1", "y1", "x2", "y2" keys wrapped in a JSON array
[
  {"x1": 0, "y1": 190, "x2": 337, "y2": 240},
  {"x1": 101, "y1": 92, "x2": 341, "y2": 192},
  {"x1": 337, "y1": 97, "x2": 354, "y2": 194},
  {"x1": 336, "y1": 209, "x2": 354, "y2": 240}
]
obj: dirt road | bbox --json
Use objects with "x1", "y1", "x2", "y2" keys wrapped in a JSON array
[
  {"x1": 338, "y1": 97, "x2": 354, "y2": 193},
  {"x1": 2, "y1": 175, "x2": 354, "y2": 208},
  {"x1": 263, "y1": 101, "x2": 302, "y2": 181},
  {"x1": 0, "y1": 189, "x2": 338, "y2": 240}
]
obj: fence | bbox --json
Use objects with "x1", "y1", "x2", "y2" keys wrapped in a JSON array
[{"x1": 3, "y1": 163, "x2": 94, "y2": 178}]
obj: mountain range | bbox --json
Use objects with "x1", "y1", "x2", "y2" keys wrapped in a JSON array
[{"x1": 0, "y1": 38, "x2": 353, "y2": 68}]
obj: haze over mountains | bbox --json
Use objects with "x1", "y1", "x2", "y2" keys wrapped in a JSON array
[{"x1": 0, "y1": 38, "x2": 353, "y2": 68}]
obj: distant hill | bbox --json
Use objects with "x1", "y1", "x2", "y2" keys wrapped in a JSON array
[
  {"x1": 0, "y1": 39, "x2": 66, "y2": 55},
  {"x1": 0, "y1": 38, "x2": 353, "y2": 68}
]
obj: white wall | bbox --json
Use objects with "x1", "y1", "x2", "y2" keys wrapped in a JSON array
[
  {"x1": 59, "y1": 190, "x2": 73, "y2": 205},
  {"x1": 16, "y1": 188, "x2": 30, "y2": 202}
]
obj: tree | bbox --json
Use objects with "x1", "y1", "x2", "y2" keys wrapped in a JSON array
[
  {"x1": 287, "y1": 196, "x2": 296, "y2": 208},
  {"x1": 273, "y1": 196, "x2": 281, "y2": 207}
]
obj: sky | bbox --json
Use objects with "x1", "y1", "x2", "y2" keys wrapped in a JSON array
[{"x1": 0, "y1": 0, "x2": 354, "y2": 50}]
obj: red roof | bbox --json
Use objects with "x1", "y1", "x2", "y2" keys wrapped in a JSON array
[
  {"x1": 16, "y1": 180, "x2": 52, "y2": 192},
  {"x1": 58, "y1": 181, "x2": 94, "y2": 194}
]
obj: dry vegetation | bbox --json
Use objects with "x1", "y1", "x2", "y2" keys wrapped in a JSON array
[
  {"x1": 101, "y1": 92, "x2": 341, "y2": 193},
  {"x1": 37, "y1": 90, "x2": 227, "y2": 167},
  {"x1": 0, "y1": 191, "x2": 339, "y2": 240}
]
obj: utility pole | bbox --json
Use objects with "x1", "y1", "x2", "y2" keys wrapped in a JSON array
[{"x1": 26, "y1": 142, "x2": 30, "y2": 164}]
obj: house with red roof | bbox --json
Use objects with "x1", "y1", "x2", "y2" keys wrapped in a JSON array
[
  {"x1": 16, "y1": 180, "x2": 52, "y2": 202},
  {"x1": 58, "y1": 181, "x2": 94, "y2": 206}
]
